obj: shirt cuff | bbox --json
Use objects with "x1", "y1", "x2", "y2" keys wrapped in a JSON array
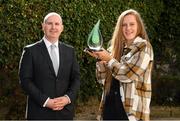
[
  {"x1": 107, "y1": 58, "x2": 116, "y2": 68},
  {"x1": 128, "y1": 115, "x2": 137, "y2": 121},
  {"x1": 64, "y1": 95, "x2": 71, "y2": 104},
  {"x1": 43, "y1": 97, "x2": 50, "y2": 107}
]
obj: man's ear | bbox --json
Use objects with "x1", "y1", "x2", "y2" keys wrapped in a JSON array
[
  {"x1": 61, "y1": 25, "x2": 64, "y2": 33},
  {"x1": 42, "y1": 23, "x2": 45, "y2": 31},
  {"x1": 41, "y1": 23, "x2": 44, "y2": 31}
]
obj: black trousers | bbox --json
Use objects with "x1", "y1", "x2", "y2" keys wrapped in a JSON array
[{"x1": 103, "y1": 78, "x2": 129, "y2": 120}]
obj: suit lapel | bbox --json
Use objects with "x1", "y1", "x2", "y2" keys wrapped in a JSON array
[{"x1": 39, "y1": 40, "x2": 56, "y2": 76}]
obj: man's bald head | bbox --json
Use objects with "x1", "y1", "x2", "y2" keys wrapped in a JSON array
[{"x1": 43, "y1": 12, "x2": 62, "y2": 24}]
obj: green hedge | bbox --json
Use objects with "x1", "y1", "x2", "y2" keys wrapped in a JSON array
[
  {"x1": 0, "y1": 0, "x2": 179, "y2": 119},
  {"x1": 152, "y1": 75, "x2": 180, "y2": 106}
]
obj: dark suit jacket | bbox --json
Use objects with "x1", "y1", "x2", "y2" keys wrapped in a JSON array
[{"x1": 19, "y1": 39, "x2": 80, "y2": 120}]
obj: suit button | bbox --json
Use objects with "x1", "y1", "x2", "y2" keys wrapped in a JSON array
[{"x1": 114, "y1": 91, "x2": 118, "y2": 95}]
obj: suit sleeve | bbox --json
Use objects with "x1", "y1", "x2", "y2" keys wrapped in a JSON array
[
  {"x1": 19, "y1": 47, "x2": 48, "y2": 106},
  {"x1": 66, "y1": 48, "x2": 80, "y2": 103}
]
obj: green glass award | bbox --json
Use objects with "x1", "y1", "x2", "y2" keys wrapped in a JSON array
[{"x1": 84, "y1": 20, "x2": 103, "y2": 52}]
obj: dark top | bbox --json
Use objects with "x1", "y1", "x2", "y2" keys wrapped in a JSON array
[{"x1": 103, "y1": 78, "x2": 129, "y2": 120}]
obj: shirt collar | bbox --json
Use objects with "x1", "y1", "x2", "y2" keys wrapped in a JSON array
[
  {"x1": 43, "y1": 36, "x2": 59, "y2": 48},
  {"x1": 124, "y1": 36, "x2": 146, "y2": 48},
  {"x1": 133, "y1": 36, "x2": 146, "y2": 43}
]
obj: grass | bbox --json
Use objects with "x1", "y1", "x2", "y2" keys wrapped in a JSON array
[
  {"x1": 151, "y1": 106, "x2": 180, "y2": 120},
  {"x1": 75, "y1": 97, "x2": 180, "y2": 120},
  {"x1": 75, "y1": 97, "x2": 99, "y2": 120}
]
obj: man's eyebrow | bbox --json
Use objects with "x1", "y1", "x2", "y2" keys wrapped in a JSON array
[{"x1": 45, "y1": 21, "x2": 52, "y2": 24}]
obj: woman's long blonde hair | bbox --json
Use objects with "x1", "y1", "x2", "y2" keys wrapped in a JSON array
[{"x1": 104, "y1": 9, "x2": 149, "y2": 94}]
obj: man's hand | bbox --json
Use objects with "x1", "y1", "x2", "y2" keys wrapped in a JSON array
[
  {"x1": 46, "y1": 98, "x2": 59, "y2": 110},
  {"x1": 46, "y1": 96, "x2": 69, "y2": 111},
  {"x1": 53, "y1": 96, "x2": 69, "y2": 110}
]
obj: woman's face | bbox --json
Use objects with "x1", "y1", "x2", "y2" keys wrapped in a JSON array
[{"x1": 122, "y1": 14, "x2": 138, "y2": 43}]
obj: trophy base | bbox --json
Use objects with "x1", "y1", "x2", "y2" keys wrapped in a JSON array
[{"x1": 84, "y1": 48, "x2": 103, "y2": 52}]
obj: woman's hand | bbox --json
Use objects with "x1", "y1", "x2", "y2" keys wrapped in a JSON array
[
  {"x1": 84, "y1": 48, "x2": 100, "y2": 59},
  {"x1": 94, "y1": 49, "x2": 113, "y2": 62},
  {"x1": 84, "y1": 48, "x2": 113, "y2": 62}
]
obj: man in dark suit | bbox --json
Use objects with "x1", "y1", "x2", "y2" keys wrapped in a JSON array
[{"x1": 19, "y1": 12, "x2": 80, "y2": 120}]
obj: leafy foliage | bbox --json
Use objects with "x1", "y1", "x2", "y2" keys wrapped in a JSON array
[{"x1": 152, "y1": 75, "x2": 180, "y2": 106}]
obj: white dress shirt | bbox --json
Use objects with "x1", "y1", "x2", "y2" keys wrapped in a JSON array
[{"x1": 43, "y1": 36, "x2": 59, "y2": 66}]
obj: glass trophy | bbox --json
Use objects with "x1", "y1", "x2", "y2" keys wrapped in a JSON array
[{"x1": 84, "y1": 20, "x2": 103, "y2": 52}]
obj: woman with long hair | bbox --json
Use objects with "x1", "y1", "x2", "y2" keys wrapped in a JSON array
[{"x1": 86, "y1": 9, "x2": 153, "y2": 121}]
